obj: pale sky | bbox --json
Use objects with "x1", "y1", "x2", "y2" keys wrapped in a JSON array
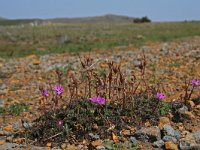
[{"x1": 0, "y1": 0, "x2": 200, "y2": 21}]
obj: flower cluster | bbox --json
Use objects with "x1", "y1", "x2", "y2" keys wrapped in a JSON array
[
  {"x1": 191, "y1": 79, "x2": 200, "y2": 86},
  {"x1": 53, "y1": 85, "x2": 64, "y2": 95},
  {"x1": 156, "y1": 92, "x2": 166, "y2": 100},
  {"x1": 41, "y1": 85, "x2": 64, "y2": 97},
  {"x1": 41, "y1": 89, "x2": 49, "y2": 97},
  {"x1": 89, "y1": 96, "x2": 106, "y2": 105}
]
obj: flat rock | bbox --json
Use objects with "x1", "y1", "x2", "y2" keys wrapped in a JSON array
[
  {"x1": 134, "y1": 126, "x2": 161, "y2": 142},
  {"x1": 153, "y1": 140, "x2": 164, "y2": 148},
  {"x1": 162, "y1": 125, "x2": 181, "y2": 140}
]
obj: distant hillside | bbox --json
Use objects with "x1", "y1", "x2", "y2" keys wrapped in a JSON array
[
  {"x1": 0, "y1": 19, "x2": 43, "y2": 26},
  {"x1": 48, "y1": 14, "x2": 136, "y2": 24},
  {"x1": 0, "y1": 14, "x2": 136, "y2": 26},
  {"x1": 0, "y1": 16, "x2": 7, "y2": 20}
]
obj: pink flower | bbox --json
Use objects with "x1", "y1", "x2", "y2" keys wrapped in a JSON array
[
  {"x1": 41, "y1": 89, "x2": 49, "y2": 97},
  {"x1": 53, "y1": 85, "x2": 64, "y2": 95},
  {"x1": 58, "y1": 120, "x2": 63, "y2": 126},
  {"x1": 89, "y1": 96, "x2": 105, "y2": 105},
  {"x1": 191, "y1": 79, "x2": 200, "y2": 86},
  {"x1": 156, "y1": 92, "x2": 166, "y2": 100}
]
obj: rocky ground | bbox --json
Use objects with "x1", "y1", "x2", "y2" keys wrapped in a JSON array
[{"x1": 0, "y1": 37, "x2": 200, "y2": 149}]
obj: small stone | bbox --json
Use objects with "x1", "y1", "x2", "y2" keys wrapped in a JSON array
[
  {"x1": 174, "y1": 130, "x2": 181, "y2": 140},
  {"x1": 3, "y1": 125, "x2": 13, "y2": 132},
  {"x1": 32, "y1": 60, "x2": 41, "y2": 65},
  {"x1": 158, "y1": 117, "x2": 170, "y2": 129},
  {"x1": 13, "y1": 138, "x2": 25, "y2": 144},
  {"x1": 61, "y1": 143, "x2": 67, "y2": 149},
  {"x1": 92, "y1": 123, "x2": 98, "y2": 130},
  {"x1": 77, "y1": 144, "x2": 88, "y2": 150},
  {"x1": 6, "y1": 136, "x2": 13, "y2": 142},
  {"x1": 179, "y1": 132, "x2": 198, "y2": 149},
  {"x1": 178, "y1": 105, "x2": 188, "y2": 114},
  {"x1": 181, "y1": 130, "x2": 190, "y2": 138},
  {"x1": 163, "y1": 135, "x2": 177, "y2": 143},
  {"x1": 0, "y1": 99, "x2": 5, "y2": 107},
  {"x1": 77, "y1": 144, "x2": 84, "y2": 149},
  {"x1": 153, "y1": 140, "x2": 164, "y2": 148},
  {"x1": 144, "y1": 121, "x2": 151, "y2": 127},
  {"x1": 136, "y1": 35, "x2": 145, "y2": 40},
  {"x1": 130, "y1": 136, "x2": 137, "y2": 145},
  {"x1": 134, "y1": 126, "x2": 161, "y2": 142},
  {"x1": 0, "y1": 130, "x2": 12, "y2": 136},
  {"x1": 196, "y1": 54, "x2": 200, "y2": 59},
  {"x1": 89, "y1": 133, "x2": 100, "y2": 140},
  {"x1": 0, "y1": 140, "x2": 6, "y2": 145},
  {"x1": 162, "y1": 124, "x2": 181, "y2": 140},
  {"x1": 193, "y1": 132, "x2": 200, "y2": 143},
  {"x1": 183, "y1": 111, "x2": 195, "y2": 120},
  {"x1": 112, "y1": 132, "x2": 119, "y2": 142},
  {"x1": 131, "y1": 60, "x2": 141, "y2": 66},
  {"x1": 0, "y1": 89, "x2": 7, "y2": 95},
  {"x1": 163, "y1": 125, "x2": 175, "y2": 137},
  {"x1": 46, "y1": 142, "x2": 52, "y2": 147},
  {"x1": 177, "y1": 123, "x2": 184, "y2": 131},
  {"x1": 160, "y1": 43, "x2": 170, "y2": 55},
  {"x1": 191, "y1": 50, "x2": 198, "y2": 54},
  {"x1": 179, "y1": 141, "x2": 200, "y2": 150},
  {"x1": 122, "y1": 129, "x2": 131, "y2": 136},
  {"x1": 91, "y1": 140, "x2": 103, "y2": 147},
  {"x1": 196, "y1": 104, "x2": 200, "y2": 110},
  {"x1": 165, "y1": 141, "x2": 178, "y2": 150},
  {"x1": 25, "y1": 54, "x2": 37, "y2": 59},
  {"x1": 66, "y1": 144, "x2": 76, "y2": 150},
  {"x1": 187, "y1": 100, "x2": 195, "y2": 108},
  {"x1": 0, "y1": 143, "x2": 24, "y2": 149},
  {"x1": 0, "y1": 57, "x2": 5, "y2": 62},
  {"x1": 12, "y1": 122, "x2": 21, "y2": 131},
  {"x1": 0, "y1": 83, "x2": 7, "y2": 90},
  {"x1": 0, "y1": 71, "x2": 7, "y2": 79},
  {"x1": 96, "y1": 145, "x2": 106, "y2": 150}
]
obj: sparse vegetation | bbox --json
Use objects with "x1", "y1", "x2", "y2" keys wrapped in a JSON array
[
  {"x1": 0, "y1": 103, "x2": 29, "y2": 116},
  {"x1": 24, "y1": 55, "x2": 196, "y2": 147},
  {"x1": 0, "y1": 21, "x2": 200, "y2": 58}
]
